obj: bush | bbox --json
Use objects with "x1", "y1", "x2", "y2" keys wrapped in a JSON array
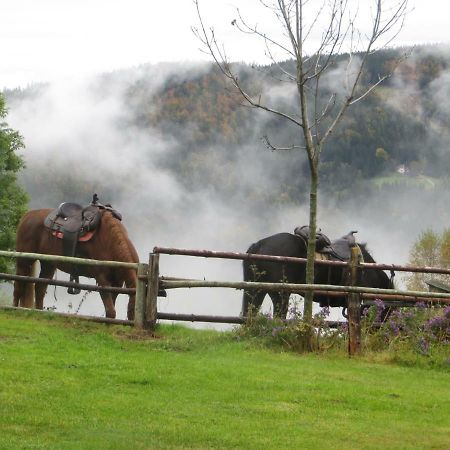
[
  {"x1": 236, "y1": 300, "x2": 450, "y2": 369},
  {"x1": 234, "y1": 302, "x2": 346, "y2": 353}
]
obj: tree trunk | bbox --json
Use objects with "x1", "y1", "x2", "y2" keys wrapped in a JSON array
[{"x1": 303, "y1": 162, "x2": 319, "y2": 322}]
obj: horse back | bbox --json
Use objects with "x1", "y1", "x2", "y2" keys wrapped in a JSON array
[
  {"x1": 16, "y1": 209, "x2": 53, "y2": 253},
  {"x1": 243, "y1": 233, "x2": 307, "y2": 284}
]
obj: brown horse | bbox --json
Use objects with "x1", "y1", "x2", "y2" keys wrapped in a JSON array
[{"x1": 13, "y1": 208, "x2": 139, "y2": 320}]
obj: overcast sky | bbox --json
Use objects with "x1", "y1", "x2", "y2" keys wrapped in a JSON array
[{"x1": 1, "y1": 0, "x2": 450, "y2": 90}]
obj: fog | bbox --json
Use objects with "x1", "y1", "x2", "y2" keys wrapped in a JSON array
[{"x1": 4, "y1": 58, "x2": 450, "y2": 328}]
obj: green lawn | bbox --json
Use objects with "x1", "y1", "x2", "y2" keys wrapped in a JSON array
[{"x1": 0, "y1": 309, "x2": 449, "y2": 449}]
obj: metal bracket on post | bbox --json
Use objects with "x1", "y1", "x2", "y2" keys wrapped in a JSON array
[
  {"x1": 146, "y1": 253, "x2": 160, "y2": 330},
  {"x1": 348, "y1": 246, "x2": 362, "y2": 356}
]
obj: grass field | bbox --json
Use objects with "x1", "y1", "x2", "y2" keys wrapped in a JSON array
[{"x1": 0, "y1": 308, "x2": 449, "y2": 449}]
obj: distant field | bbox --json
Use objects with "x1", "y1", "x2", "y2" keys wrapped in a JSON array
[
  {"x1": 372, "y1": 174, "x2": 439, "y2": 190},
  {"x1": 0, "y1": 308, "x2": 449, "y2": 449}
]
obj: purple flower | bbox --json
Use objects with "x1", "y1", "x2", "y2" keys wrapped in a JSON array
[
  {"x1": 426, "y1": 316, "x2": 445, "y2": 330},
  {"x1": 418, "y1": 337, "x2": 429, "y2": 355},
  {"x1": 415, "y1": 301, "x2": 427, "y2": 309},
  {"x1": 444, "y1": 306, "x2": 450, "y2": 319},
  {"x1": 374, "y1": 299, "x2": 386, "y2": 322},
  {"x1": 314, "y1": 306, "x2": 330, "y2": 321},
  {"x1": 271, "y1": 326, "x2": 283, "y2": 337},
  {"x1": 388, "y1": 320, "x2": 400, "y2": 335}
]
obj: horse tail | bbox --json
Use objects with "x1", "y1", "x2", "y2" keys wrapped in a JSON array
[
  {"x1": 241, "y1": 242, "x2": 262, "y2": 317},
  {"x1": 243, "y1": 242, "x2": 261, "y2": 282},
  {"x1": 22, "y1": 261, "x2": 37, "y2": 308}
]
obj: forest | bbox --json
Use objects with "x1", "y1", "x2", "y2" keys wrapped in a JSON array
[{"x1": 3, "y1": 44, "x2": 450, "y2": 218}]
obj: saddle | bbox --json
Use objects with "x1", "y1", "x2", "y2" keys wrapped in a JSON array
[
  {"x1": 294, "y1": 226, "x2": 360, "y2": 262},
  {"x1": 294, "y1": 225, "x2": 331, "y2": 251},
  {"x1": 320, "y1": 231, "x2": 359, "y2": 262},
  {"x1": 294, "y1": 226, "x2": 363, "y2": 308},
  {"x1": 44, "y1": 194, "x2": 122, "y2": 294}
]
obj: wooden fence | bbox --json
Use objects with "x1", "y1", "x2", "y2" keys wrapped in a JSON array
[
  {"x1": 151, "y1": 246, "x2": 450, "y2": 355},
  {"x1": 1, "y1": 247, "x2": 450, "y2": 355}
]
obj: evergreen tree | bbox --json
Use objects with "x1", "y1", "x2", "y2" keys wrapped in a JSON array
[{"x1": 0, "y1": 93, "x2": 28, "y2": 274}]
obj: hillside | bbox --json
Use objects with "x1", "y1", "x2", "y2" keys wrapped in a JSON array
[{"x1": 4, "y1": 44, "x2": 450, "y2": 210}]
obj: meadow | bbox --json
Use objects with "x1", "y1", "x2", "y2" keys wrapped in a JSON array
[{"x1": 0, "y1": 308, "x2": 449, "y2": 449}]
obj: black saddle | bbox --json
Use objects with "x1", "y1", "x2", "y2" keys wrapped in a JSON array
[
  {"x1": 294, "y1": 225, "x2": 332, "y2": 251},
  {"x1": 44, "y1": 203, "x2": 103, "y2": 237},
  {"x1": 44, "y1": 194, "x2": 122, "y2": 294},
  {"x1": 294, "y1": 226, "x2": 359, "y2": 261},
  {"x1": 321, "y1": 231, "x2": 359, "y2": 262},
  {"x1": 294, "y1": 226, "x2": 361, "y2": 311}
]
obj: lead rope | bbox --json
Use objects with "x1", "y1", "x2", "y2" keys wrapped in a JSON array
[
  {"x1": 46, "y1": 271, "x2": 58, "y2": 311},
  {"x1": 75, "y1": 290, "x2": 91, "y2": 314}
]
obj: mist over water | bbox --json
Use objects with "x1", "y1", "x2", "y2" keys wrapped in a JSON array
[{"x1": 5, "y1": 60, "x2": 450, "y2": 327}]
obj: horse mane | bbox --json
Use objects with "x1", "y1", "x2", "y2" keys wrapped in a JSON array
[
  {"x1": 359, "y1": 242, "x2": 394, "y2": 288},
  {"x1": 358, "y1": 243, "x2": 376, "y2": 263},
  {"x1": 102, "y1": 211, "x2": 138, "y2": 263}
]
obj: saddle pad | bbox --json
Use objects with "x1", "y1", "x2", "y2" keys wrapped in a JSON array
[{"x1": 51, "y1": 229, "x2": 97, "y2": 242}]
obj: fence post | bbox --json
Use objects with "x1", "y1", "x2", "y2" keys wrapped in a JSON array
[
  {"x1": 348, "y1": 246, "x2": 362, "y2": 356},
  {"x1": 146, "y1": 253, "x2": 160, "y2": 330},
  {"x1": 134, "y1": 263, "x2": 148, "y2": 329}
]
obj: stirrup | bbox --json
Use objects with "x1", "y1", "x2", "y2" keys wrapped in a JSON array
[{"x1": 68, "y1": 275, "x2": 81, "y2": 295}]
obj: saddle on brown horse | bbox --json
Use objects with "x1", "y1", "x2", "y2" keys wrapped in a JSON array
[{"x1": 44, "y1": 194, "x2": 122, "y2": 294}]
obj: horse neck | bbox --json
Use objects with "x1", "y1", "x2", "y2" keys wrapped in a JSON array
[
  {"x1": 359, "y1": 244, "x2": 375, "y2": 263},
  {"x1": 359, "y1": 243, "x2": 393, "y2": 288}
]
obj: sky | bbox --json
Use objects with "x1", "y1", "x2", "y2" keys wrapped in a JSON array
[{"x1": 2, "y1": 0, "x2": 450, "y2": 90}]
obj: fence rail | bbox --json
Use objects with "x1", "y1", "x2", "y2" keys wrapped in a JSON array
[
  {"x1": 159, "y1": 277, "x2": 450, "y2": 302},
  {"x1": 1, "y1": 246, "x2": 449, "y2": 356},
  {"x1": 0, "y1": 250, "x2": 139, "y2": 269},
  {"x1": 0, "y1": 272, "x2": 134, "y2": 295},
  {"x1": 153, "y1": 246, "x2": 450, "y2": 274}
]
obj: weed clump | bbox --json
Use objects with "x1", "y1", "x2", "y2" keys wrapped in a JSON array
[
  {"x1": 235, "y1": 302, "x2": 345, "y2": 353},
  {"x1": 236, "y1": 300, "x2": 450, "y2": 369}
]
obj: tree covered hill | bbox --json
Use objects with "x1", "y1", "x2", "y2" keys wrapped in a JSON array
[
  {"x1": 120, "y1": 45, "x2": 450, "y2": 191},
  {"x1": 4, "y1": 44, "x2": 450, "y2": 209}
]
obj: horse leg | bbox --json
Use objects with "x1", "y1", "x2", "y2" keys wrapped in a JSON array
[
  {"x1": 110, "y1": 281, "x2": 135, "y2": 321},
  {"x1": 241, "y1": 290, "x2": 266, "y2": 317},
  {"x1": 109, "y1": 282, "x2": 121, "y2": 307},
  {"x1": 270, "y1": 291, "x2": 290, "y2": 319},
  {"x1": 127, "y1": 293, "x2": 135, "y2": 321},
  {"x1": 94, "y1": 272, "x2": 117, "y2": 319},
  {"x1": 98, "y1": 291, "x2": 116, "y2": 319},
  {"x1": 35, "y1": 262, "x2": 56, "y2": 310},
  {"x1": 13, "y1": 259, "x2": 35, "y2": 308}
]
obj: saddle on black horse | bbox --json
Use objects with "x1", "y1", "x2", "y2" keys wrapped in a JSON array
[
  {"x1": 293, "y1": 225, "x2": 361, "y2": 262},
  {"x1": 294, "y1": 225, "x2": 364, "y2": 312},
  {"x1": 44, "y1": 194, "x2": 122, "y2": 294}
]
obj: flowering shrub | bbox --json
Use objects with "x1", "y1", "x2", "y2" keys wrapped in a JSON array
[
  {"x1": 425, "y1": 306, "x2": 450, "y2": 342},
  {"x1": 361, "y1": 301, "x2": 449, "y2": 366},
  {"x1": 236, "y1": 299, "x2": 449, "y2": 368},
  {"x1": 235, "y1": 301, "x2": 343, "y2": 352}
]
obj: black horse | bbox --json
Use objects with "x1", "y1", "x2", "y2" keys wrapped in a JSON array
[{"x1": 242, "y1": 232, "x2": 393, "y2": 318}]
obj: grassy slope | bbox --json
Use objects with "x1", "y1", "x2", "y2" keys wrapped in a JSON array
[{"x1": 0, "y1": 309, "x2": 449, "y2": 450}]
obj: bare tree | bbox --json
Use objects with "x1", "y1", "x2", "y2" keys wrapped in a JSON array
[{"x1": 193, "y1": 0, "x2": 409, "y2": 323}]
